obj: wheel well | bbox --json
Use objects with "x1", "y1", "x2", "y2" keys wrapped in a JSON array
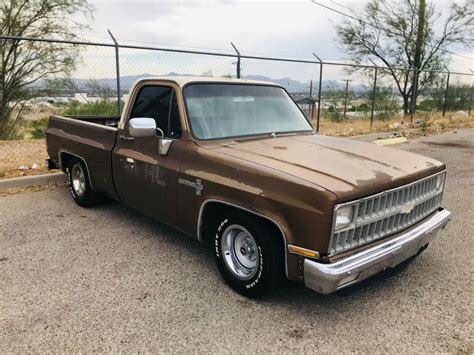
[
  {"x1": 59, "y1": 152, "x2": 77, "y2": 172},
  {"x1": 199, "y1": 201, "x2": 286, "y2": 250},
  {"x1": 59, "y1": 152, "x2": 94, "y2": 190}
]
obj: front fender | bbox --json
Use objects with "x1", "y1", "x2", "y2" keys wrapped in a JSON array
[{"x1": 177, "y1": 143, "x2": 337, "y2": 281}]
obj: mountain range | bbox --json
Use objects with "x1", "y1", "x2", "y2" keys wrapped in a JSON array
[
  {"x1": 77, "y1": 72, "x2": 368, "y2": 93},
  {"x1": 31, "y1": 72, "x2": 369, "y2": 94}
]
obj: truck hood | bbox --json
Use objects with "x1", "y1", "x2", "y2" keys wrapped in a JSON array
[{"x1": 201, "y1": 133, "x2": 445, "y2": 202}]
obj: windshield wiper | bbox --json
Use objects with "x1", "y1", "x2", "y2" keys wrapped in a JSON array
[{"x1": 269, "y1": 130, "x2": 314, "y2": 138}]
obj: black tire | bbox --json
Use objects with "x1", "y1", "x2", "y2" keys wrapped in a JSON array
[
  {"x1": 67, "y1": 158, "x2": 104, "y2": 207},
  {"x1": 213, "y1": 210, "x2": 284, "y2": 298}
]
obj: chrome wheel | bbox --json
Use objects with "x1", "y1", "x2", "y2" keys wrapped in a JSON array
[
  {"x1": 221, "y1": 224, "x2": 259, "y2": 281},
  {"x1": 71, "y1": 164, "x2": 86, "y2": 196}
]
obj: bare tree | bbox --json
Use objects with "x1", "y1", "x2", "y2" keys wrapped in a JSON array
[
  {"x1": 336, "y1": 0, "x2": 473, "y2": 115},
  {"x1": 0, "y1": 0, "x2": 94, "y2": 139},
  {"x1": 85, "y1": 80, "x2": 114, "y2": 101}
]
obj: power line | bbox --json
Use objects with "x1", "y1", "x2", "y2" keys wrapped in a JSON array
[
  {"x1": 76, "y1": 33, "x2": 234, "y2": 54},
  {"x1": 310, "y1": 1, "x2": 376, "y2": 28},
  {"x1": 329, "y1": 0, "x2": 367, "y2": 18},
  {"x1": 443, "y1": 50, "x2": 473, "y2": 61},
  {"x1": 310, "y1": 0, "x2": 472, "y2": 63}
]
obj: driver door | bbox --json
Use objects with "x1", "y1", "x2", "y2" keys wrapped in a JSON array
[{"x1": 112, "y1": 83, "x2": 185, "y2": 226}]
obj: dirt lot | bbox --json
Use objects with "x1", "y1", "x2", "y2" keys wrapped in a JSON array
[
  {"x1": 0, "y1": 139, "x2": 50, "y2": 178},
  {"x1": 0, "y1": 129, "x2": 473, "y2": 353},
  {"x1": 316, "y1": 110, "x2": 474, "y2": 137}
]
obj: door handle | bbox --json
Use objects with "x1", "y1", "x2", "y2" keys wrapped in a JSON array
[
  {"x1": 126, "y1": 157, "x2": 135, "y2": 164},
  {"x1": 120, "y1": 135, "x2": 134, "y2": 141}
]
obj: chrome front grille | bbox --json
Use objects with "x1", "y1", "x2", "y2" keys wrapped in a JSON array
[{"x1": 329, "y1": 171, "x2": 446, "y2": 255}]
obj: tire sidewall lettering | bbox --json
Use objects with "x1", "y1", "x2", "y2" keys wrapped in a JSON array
[
  {"x1": 68, "y1": 168, "x2": 78, "y2": 200},
  {"x1": 245, "y1": 246, "x2": 263, "y2": 289},
  {"x1": 215, "y1": 218, "x2": 228, "y2": 258}
]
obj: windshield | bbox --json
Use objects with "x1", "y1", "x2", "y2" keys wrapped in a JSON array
[{"x1": 183, "y1": 84, "x2": 313, "y2": 140}]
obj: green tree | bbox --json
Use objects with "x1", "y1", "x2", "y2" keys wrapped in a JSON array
[
  {"x1": 0, "y1": 0, "x2": 94, "y2": 139},
  {"x1": 367, "y1": 87, "x2": 400, "y2": 119},
  {"x1": 85, "y1": 79, "x2": 114, "y2": 101},
  {"x1": 421, "y1": 81, "x2": 472, "y2": 111},
  {"x1": 335, "y1": 0, "x2": 473, "y2": 115}
]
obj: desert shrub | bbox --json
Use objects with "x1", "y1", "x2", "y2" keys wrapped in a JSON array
[
  {"x1": 30, "y1": 117, "x2": 49, "y2": 139},
  {"x1": 371, "y1": 87, "x2": 400, "y2": 120},
  {"x1": 3, "y1": 127, "x2": 24, "y2": 140},
  {"x1": 426, "y1": 82, "x2": 472, "y2": 111},
  {"x1": 325, "y1": 108, "x2": 345, "y2": 122},
  {"x1": 62, "y1": 100, "x2": 119, "y2": 116},
  {"x1": 417, "y1": 99, "x2": 437, "y2": 111},
  {"x1": 356, "y1": 103, "x2": 370, "y2": 112}
]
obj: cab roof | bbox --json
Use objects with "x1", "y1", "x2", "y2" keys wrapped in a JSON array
[{"x1": 136, "y1": 76, "x2": 281, "y2": 88}]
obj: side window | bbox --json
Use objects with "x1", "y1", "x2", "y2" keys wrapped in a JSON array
[{"x1": 130, "y1": 85, "x2": 181, "y2": 138}]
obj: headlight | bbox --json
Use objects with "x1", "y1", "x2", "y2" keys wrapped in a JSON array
[
  {"x1": 334, "y1": 205, "x2": 354, "y2": 230},
  {"x1": 435, "y1": 173, "x2": 445, "y2": 191}
]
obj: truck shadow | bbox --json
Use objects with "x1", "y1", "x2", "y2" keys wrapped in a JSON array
[
  {"x1": 268, "y1": 256, "x2": 417, "y2": 304},
  {"x1": 89, "y1": 196, "x2": 422, "y2": 313}
]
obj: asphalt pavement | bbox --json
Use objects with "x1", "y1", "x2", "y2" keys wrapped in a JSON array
[{"x1": 1, "y1": 129, "x2": 473, "y2": 352}]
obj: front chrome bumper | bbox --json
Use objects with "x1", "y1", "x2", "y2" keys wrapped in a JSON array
[{"x1": 304, "y1": 208, "x2": 452, "y2": 294}]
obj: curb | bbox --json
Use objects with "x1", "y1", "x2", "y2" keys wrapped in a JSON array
[
  {"x1": 0, "y1": 172, "x2": 67, "y2": 190},
  {"x1": 372, "y1": 137, "x2": 408, "y2": 146},
  {"x1": 350, "y1": 128, "x2": 423, "y2": 143}
]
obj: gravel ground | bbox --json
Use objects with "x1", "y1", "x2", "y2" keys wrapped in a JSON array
[{"x1": 1, "y1": 129, "x2": 473, "y2": 353}]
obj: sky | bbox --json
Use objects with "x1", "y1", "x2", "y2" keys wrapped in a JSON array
[{"x1": 74, "y1": 0, "x2": 473, "y2": 84}]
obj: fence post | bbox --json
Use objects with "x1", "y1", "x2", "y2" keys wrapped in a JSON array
[
  {"x1": 107, "y1": 29, "x2": 122, "y2": 114},
  {"x1": 469, "y1": 84, "x2": 473, "y2": 117},
  {"x1": 369, "y1": 59, "x2": 378, "y2": 130},
  {"x1": 410, "y1": 68, "x2": 419, "y2": 123},
  {"x1": 469, "y1": 70, "x2": 474, "y2": 117},
  {"x1": 312, "y1": 53, "x2": 323, "y2": 132},
  {"x1": 442, "y1": 70, "x2": 450, "y2": 117},
  {"x1": 230, "y1": 42, "x2": 241, "y2": 79}
]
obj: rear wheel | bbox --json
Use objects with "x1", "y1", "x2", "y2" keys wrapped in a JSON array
[
  {"x1": 67, "y1": 158, "x2": 104, "y2": 207},
  {"x1": 212, "y1": 210, "x2": 284, "y2": 298}
]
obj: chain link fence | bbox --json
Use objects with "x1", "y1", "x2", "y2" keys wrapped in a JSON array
[{"x1": 0, "y1": 34, "x2": 472, "y2": 178}]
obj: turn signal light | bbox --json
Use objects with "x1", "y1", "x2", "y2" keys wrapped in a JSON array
[{"x1": 288, "y1": 245, "x2": 320, "y2": 259}]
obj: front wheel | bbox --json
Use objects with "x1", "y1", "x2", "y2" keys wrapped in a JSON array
[
  {"x1": 213, "y1": 211, "x2": 284, "y2": 298},
  {"x1": 68, "y1": 158, "x2": 104, "y2": 207}
]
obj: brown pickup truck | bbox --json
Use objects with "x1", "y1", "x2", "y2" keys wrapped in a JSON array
[{"x1": 46, "y1": 77, "x2": 452, "y2": 297}]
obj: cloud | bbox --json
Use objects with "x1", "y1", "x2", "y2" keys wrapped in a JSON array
[
  {"x1": 85, "y1": 0, "x2": 341, "y2": 58},
  {"x1": 77, "y1": 0, "x2": 472, "y2": 82}
]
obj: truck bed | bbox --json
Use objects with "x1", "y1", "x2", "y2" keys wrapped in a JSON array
[
  {"x1": 63, "y1": 115, "x2": 121, "y2": 128},
  {"x1": 46, "y1": 115, "x2": 120, "y2": 199}
]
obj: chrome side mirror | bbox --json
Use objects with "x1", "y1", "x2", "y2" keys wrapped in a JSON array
[
  {"x1": 129, "y1": 117, "x2": 156, "y2": 137},
  {"x1": 155, "y1": 127, "x2": 173, "y2": 156}
]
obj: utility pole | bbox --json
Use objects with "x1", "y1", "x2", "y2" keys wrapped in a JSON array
[
  {"x1": 342, "y1": 79, "x2": 352, "y2": 119},
  {"x1": 411, "y1": 0, "x2": 426, "y2": 117},
  {"x1": 309, "y1": 80, "x2": 313, "y2": 119}
]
